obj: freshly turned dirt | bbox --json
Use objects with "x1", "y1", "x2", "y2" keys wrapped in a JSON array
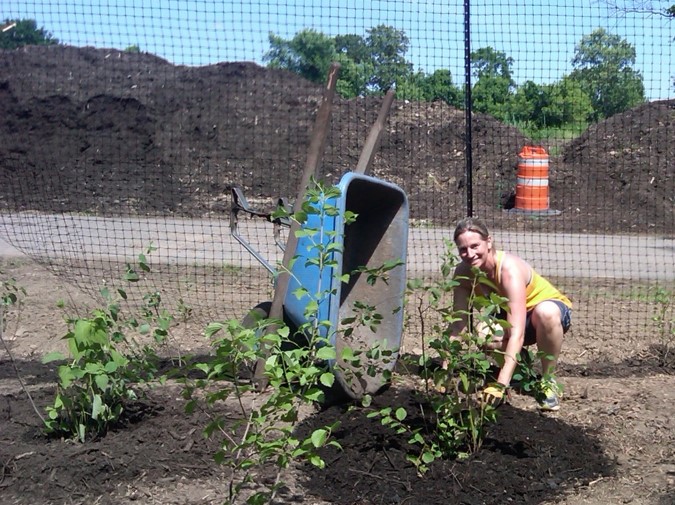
[{"x1": 2, "y1": 258, "x2": 674, "y2": 505}]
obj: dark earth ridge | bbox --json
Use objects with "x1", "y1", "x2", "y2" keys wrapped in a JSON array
[{"x1": 1, "y1": 44, "x2": 673, "y2": 233}]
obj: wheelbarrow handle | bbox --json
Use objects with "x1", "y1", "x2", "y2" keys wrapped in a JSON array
[
  {"x1": 230, "y1": 185, "x2": 291, "y2": 226},
  {"x1": 230, "y1": 185, "x2": 271, "y2": 219}
]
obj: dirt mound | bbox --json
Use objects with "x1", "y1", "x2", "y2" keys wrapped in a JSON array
[
  {"x1": 2, "y1": 44, "x2": 671, "y2": 233},
  {"x1": 560, "y1": 100, "x2": 675, "y2": 233}
]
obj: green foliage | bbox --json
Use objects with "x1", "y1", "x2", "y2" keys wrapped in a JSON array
[
  {"x1": 471, "y1": 75, "x2": 513, "y2": 118},
  {"x1": 516, "y1": 122, "x2": 587, "y2": 146},
  {"x1": 470, "y1": 46, "x2": 515, "y2": 118},
  {"x1": 42, "y1": 247, "x2": 171, "y2": 442},
  {"x1": 569, "y1": 28, "x2": 645, "y2": 120},
  {"x1": 469, "y1": 30, "x2": 646, "y2": 128},
  {"x1": 506, "y1": 77, "x2": 592, "y2": 129},
  {"x1": 1, "y1": 19, "x2": 58, "y2": 49},
  {"x1": 42, "y1": 314, "x2": 136, "y2": 442},
  {"x1": 510, "y1": 348, "x2": 561, "y2": 403},
  {"x1": 396, "y1": 69, "x2": 463, "y2": 107},
  {"x1": 185, "y1": 178, "x2": 406, "y2": 503},
  {"x1": 185, "y1": 179, "x2": 358, "y2": 504},
  {"x1": 264, "y1": 23, "x2": 656, "y2": 123},
  {"x1": 124, "y1": 44, "x2": 141, "y2": 53},
  {"x1": 471, "y1": 46, "x2": 515, "y2": 82},
  {"x1": 333, "y1": 53, "x2": 374, "y2": 98},
  {"x1": 335, "y1": 33, "x2": 370, "y2": 63},
  {"x1": 265, "y1": 29, "x2": 337, "y2": 84},
  {"x1": 422, "y1": 69, "x2": 463, "y2": 107},
  {"x1": 1, "y1": 272, "x2": 26, "y2": 317},
  {"x1": 1, "y1": 270, "x2": 27, "y2": 345},
  {"x1": 365, "y1": 24, "x2": 414, "y2": 91},
  {"x1": 265, "y1": 24, "x2": 463, "y2": 100}
]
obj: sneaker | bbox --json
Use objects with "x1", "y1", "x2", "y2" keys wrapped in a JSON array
[{"x1": 538, "y1": 379, "x2": 562, "y2": 412}]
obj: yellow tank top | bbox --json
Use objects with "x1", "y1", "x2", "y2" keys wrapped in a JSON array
[{"x1": 494, "y1": 250, "x2": 572, "y2": 309}]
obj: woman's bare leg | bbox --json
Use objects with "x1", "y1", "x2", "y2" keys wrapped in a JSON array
[{"x1": 531, "y1": 301, "x2": 564, "y2": 377}]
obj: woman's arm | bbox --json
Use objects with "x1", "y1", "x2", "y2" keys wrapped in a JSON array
[{"x1": 495, "y1": 255, "x2": 528, "y2": 386}]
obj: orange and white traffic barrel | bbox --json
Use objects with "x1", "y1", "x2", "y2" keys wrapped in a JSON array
[{"x1": 515, "y1": 146, "x2": 549, "y2": 211}]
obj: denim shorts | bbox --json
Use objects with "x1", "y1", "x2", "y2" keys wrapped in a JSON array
[{"x1": 523, "y1": 299, "x2": 572, "y2": 346}]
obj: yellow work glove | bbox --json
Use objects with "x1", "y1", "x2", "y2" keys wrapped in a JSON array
[{"x1": 481, "y1": 383, "x2": 506, "y2": 407}]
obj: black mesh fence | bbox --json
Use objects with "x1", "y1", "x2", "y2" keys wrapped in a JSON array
[{"x1": 0, "y1": 1, "x2": 673, "y2": 347}]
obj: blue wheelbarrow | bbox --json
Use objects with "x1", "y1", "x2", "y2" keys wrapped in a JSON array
[
  {"x1": 230, "y1": 68, "x2": 406, "y2": 399},
  {"x1": 230, "y1": 171, "x2": 408, "y2": 400}
]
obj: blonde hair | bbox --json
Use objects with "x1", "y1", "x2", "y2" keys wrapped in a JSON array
[{"x1": 453, "y1": 217, "x2": 490, "y2": 243}]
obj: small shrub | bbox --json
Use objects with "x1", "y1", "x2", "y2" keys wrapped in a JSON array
[
  {"x1": 43, "y1": 247, "x2": 171, "y2": 442},
  {"x1": 368, "y1": 247, "x2": 508, "y2": 473}
]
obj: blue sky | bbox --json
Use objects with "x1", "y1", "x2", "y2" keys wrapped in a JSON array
[{"x1": 4, "y1": 0, "x2": 674, "y2": 100}]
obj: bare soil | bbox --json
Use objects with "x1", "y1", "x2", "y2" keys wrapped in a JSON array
[
  {"x1": 2, "y1": 257, "x2": 675, "y2": 505},
  {"x1": 1, "y1": 45, "x2": 674, "y2": 505}
]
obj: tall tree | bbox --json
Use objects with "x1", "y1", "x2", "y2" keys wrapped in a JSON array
[
  {"x1": 334, "y1": 34, "x2": 369, "y2": 63},
  {"x1": 471, "y1": 47, "x2": 515, "y2": 82},
  {"x1": 470, "y1": 47, "x2": 516, "y2": 118},
  {"x1": 264, "y1": 29, "x2": 336, "y2": 83},
  {"x1": 422, "y1": 69, "x2": 463, "y2": 107},
  {"x1": 0, "y1": 19, "x2": 58, "y2": 49},
  {"x1": 365, "y1": 24, "x2": 413, "y2": 91},
  {"x1": 569, "y1": 28, "x2": 645, "y2": 120},
  {"x1": 265, "y1": 26, "x2": 415, "y2": 96},
  {"x1": 333, "y1": 53, "x2": 373, "y2": 98}
]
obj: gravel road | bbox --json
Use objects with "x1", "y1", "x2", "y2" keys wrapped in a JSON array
[{"x1": 1, "y1": 213, "x2": 673, "y2": 281}]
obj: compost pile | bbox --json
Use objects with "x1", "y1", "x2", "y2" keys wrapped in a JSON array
[{"x1": 0, "y1": 44, "x2": 673, "y2": 233}]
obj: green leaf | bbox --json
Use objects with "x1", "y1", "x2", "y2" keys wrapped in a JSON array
[
  {"x1": 292, "y1": 286, "x2": 310, "y2": 300},
  {"x1": 294, "y1": 228, "x2": 313, "y2": 238},
  {"x1": 309, "y1": 454, "x2": 325, "y2": 469},
  {"x1": 304, "y1": 388, "x2": 325, "y2": 402},
  {"x1": 395, "y1": 407, "x2": 407, "y2": 421},
  {"x1": 319, "y1": 372, "x2": 335, "y2": 388},
  {"x1": 124, "y1": 272, "x2": 140, "y2": 282},
  {"x1": 84, "y1": 362, "x2": 104, "y2": 375},
  {"x1": 91, "y1": 394, "x2": 103, "y2": 420},
  {"x1": 57, "y1": 366, "x2": 76, "y2": 389},
  {"x1": 421, "y1": 451, "x2": 436, "y2": 464},
  {"x1": 311, "y1": 428, "x2": 328, "y2": 448},
  {"x1": 94, "y1": 373, "x2": 109, "y2": 390},
  {"x1": 42, "y1": 351, "x2": 65, "y2": 363},
  {"x1": 204, "y1": 322, "x2": 225, "y2": 338},
  {"x1": 315, "y1": 346, "x2": 336, "y2": 361},
  {"x1": 109, "y1": 349, "x2": 129, "y2": 367}
]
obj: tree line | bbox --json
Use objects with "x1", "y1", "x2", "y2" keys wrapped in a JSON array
[
  {"x1": 264, "y1": 24, "x2": 653, "y2": 131},
  {"x1": 3, "y1": 14, "x2": 671, "y2": 132}
]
